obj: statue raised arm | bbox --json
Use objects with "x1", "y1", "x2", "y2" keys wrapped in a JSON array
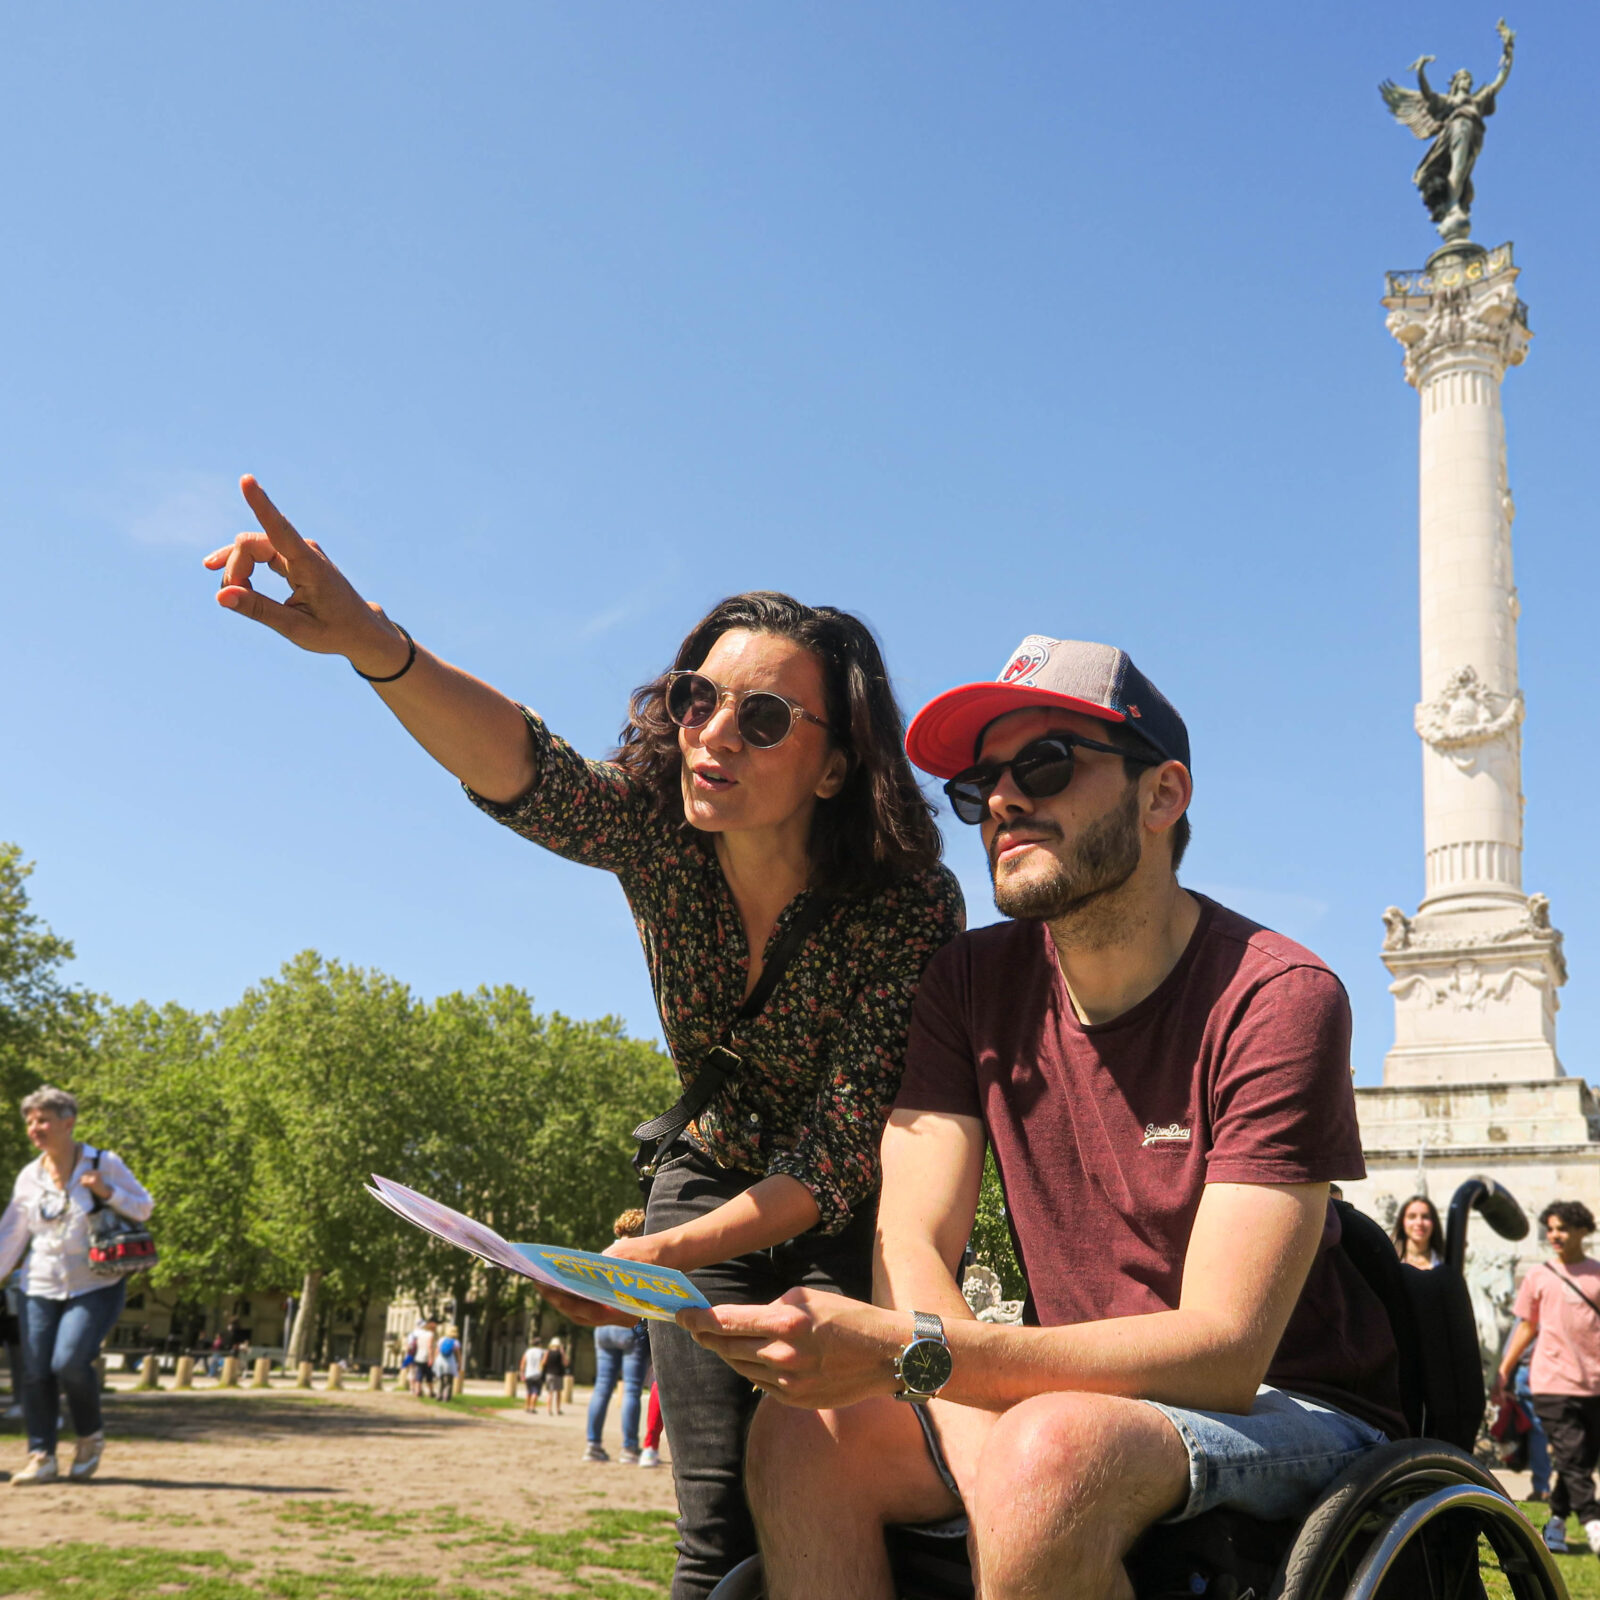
[{"x1": 1381, "y1": 20, "x2": 1516, "y2": 244}]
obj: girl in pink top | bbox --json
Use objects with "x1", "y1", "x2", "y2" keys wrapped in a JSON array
[{"x1": 1498, "y1": 1200, "x2": 1600, "y2": 1555}]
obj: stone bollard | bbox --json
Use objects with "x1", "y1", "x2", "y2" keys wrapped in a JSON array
[
  {"x1": 253, "y1": 1357, "x2": 272, "y2": 1388},
  {"x1": 96, "y1": 1356, "x2": 108, "y2": 1391},
  {"x1": 175, "y1": 1356, "x2": 194, "y2": 1390},
  {"x1": 327, "y1": 1362, "x2": 344, "y2": 1390},
  {"x1": 296, "y1": 1361, "x2": 314, "y2": 1389},
  {"x1": 220, "y1": 1356, "x2": 240, "y2": 1388},
  {"x1": 503, "y1": 1370, "x2": 518, "y2": 1399},
  {"x1": 563, "y1": 1375, "x2": 575, "y2": 1405},
  {"x1": 138, "y1": 1355, "x2": 161, "y2": 1390},
  {"x1": 368, "y1": 1365, "x2": 383, "y2": 1391}
]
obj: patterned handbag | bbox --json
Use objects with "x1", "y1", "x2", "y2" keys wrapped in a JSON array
[{"x1": 85, "y1": 1150, "x2": 158, "y2": 1278}]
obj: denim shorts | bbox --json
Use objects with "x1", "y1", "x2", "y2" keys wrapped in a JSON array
[
  {"x1": 913, "y1": 1384, "x2": 1387, "y2": 1528},
  {"x1": 1145, "y1": 1385, "x2": 1389, "y2": 1523}
]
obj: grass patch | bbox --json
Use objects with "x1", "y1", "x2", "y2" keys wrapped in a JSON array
[{"x1": 0, "y1": 1505, "x2": 678, "y2": 1597}]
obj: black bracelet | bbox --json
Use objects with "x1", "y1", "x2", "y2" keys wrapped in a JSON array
[{"x1": 353, "y1": 624, "x2": 417, "y2": 684}]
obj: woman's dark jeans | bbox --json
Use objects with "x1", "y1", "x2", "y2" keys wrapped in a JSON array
[
  {"x1": 644, "y1": 1144, "x2": 875, "y2": 1600},
  {"x1": 20, "y1": 1279, "x2": 126, "y2": 1455}
]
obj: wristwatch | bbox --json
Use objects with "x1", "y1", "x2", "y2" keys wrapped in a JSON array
[{"x1": 893, "y1": 1311, "x2": 953, "y2": 1402}]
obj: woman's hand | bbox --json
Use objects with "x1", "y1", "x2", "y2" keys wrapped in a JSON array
[
  {"x1": 604, "y1": 1233, "x2": 681, "y2": 1270},
  {"x1": 537, "y1": 1284, "x2": 639, "y2": 1330},
  {"x1": 79, "y1": 1170, "x2": 113, "y2": 1202},
  {"x1": 202, "y1": 476, "x2": 408, "y2": 676}
]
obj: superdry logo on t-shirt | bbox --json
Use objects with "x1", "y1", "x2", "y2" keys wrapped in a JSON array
[{"x1": 1141, "y1": 1123, "x2": 1192, "y2": 1148}]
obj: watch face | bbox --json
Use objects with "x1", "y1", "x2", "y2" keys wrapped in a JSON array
[{"x1": 901, "y1": 1338, "x2": 952, "y2": 1394}]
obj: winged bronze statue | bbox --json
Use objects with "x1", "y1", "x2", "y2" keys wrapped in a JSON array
[{"x1": 1381, "y1": 19, "x2": 1516, "y2": 243}]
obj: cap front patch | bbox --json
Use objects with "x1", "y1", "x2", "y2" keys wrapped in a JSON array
[{"x1": 999, "y1": 638, "x2": 1051, "y2": 686}]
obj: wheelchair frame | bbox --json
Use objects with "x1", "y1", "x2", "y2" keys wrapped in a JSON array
[{"x1": 706, "y1": 1177, "x2": 1570, "y2": 1600}]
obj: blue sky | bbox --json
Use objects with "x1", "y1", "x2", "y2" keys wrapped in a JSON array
[{"x1": 2, "y1": 3, "x2": 1595, "y2": 1088}]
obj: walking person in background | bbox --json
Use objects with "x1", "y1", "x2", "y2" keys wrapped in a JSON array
[
  {"x1": 640, "y1": 1374, "x2": 664, "y2": 1469},
  {"x1": 1497, "y1": 1201, "x2": 1600, "y2": 1556},
  {"x1": 521, "y1": 1337, "x2": 546, "y2": 1415},
  {"x1": 410, "y1": 1317, "x2": 437, "y2": 1399},
  {"x1": 203, "y1": 480, "x2": 962, "y2": 1597},
  {"x1": 585, "y1": 1209, "x2": 653, "y2": 1463},
  {"x1": 541, "y1": 1337, "x2": 567, "y2": 1416},
  {"x1": 1392, "y1": 1193, "x2": 1444, "y2": 1269},
  {"x1": 1504, "y1": 1319, "x2": 1553, "y2": 1502},
  {"x1": 435, "y1": 1324, "x2": 461, "y2": 1403},
  {"x1": 0, "y1": 1087, "x2": 154, "y2": 1485}
]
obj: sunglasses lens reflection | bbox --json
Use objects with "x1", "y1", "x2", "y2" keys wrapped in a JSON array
[
  {"x1": 737, "y1": 694, "x2": 793, "y2": 748},
  {"x1": 666, "y1": 673, "x2": 718, "y2": 728}
]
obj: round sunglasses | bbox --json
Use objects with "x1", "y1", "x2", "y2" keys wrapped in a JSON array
[
  {"x1": 943, "y1": 733, "x2": 1159, "y2": 824},
  {"x1": 665, "y1": 670, "x2": 831, "y2": 750}
]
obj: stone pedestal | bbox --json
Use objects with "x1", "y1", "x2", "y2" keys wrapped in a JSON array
[
  {"x1": 219, "y1": 1356, "x2": 240, "y2": 1388},
  {"x1": 1380, "y1": 243, "x2": 1567, "y2": 1087},
  {"x1": 174, "y1": 1356, "x2": 194, "y2": 1390},
  {"x1": 252, "y1": 1357, "x2": 272, "y2": 1388}
]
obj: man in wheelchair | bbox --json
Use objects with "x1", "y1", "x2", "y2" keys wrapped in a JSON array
[{"x1": 681, "y1": 639, "x2": 1406, "y2": 1600}]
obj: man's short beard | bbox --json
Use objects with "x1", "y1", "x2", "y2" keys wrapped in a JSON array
[{"x1": 990, "y1": 781, "x2": 1143, "y2": 932}]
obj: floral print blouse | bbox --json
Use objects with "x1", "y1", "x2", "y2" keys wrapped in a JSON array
[{"x1": 467, "y1": 708, "x2": 965, "y2": 1234}]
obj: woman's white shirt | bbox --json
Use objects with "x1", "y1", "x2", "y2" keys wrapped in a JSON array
[{"x1": 0, "y1": 1145, "x2": 153, "y2": 1299}]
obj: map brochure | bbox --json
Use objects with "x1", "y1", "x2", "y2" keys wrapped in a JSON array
[{"x1": 365, "y1": 1174, "x2": 710, "y2": 1322}]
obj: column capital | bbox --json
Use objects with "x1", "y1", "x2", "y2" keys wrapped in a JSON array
[{"x1": 1383, "y1": 243, "x2": 1530, "y2": 389}]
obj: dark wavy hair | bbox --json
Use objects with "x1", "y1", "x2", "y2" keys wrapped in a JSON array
[
  {"x1": 1541, "y1": 1200, "x2": 1597, "y2": 1237},
  {"x1": 612, "y1": 592, "x2": 943, "y2": 895},
  {"x1": 1391, "y1": 1193, "x2": 1442, "y2": 1259}
]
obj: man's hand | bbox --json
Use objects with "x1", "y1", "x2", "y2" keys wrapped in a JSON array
[
  {"x1": 202, "y1": 476, "x2": 407, "y2": 675},
  {"x1": 678, "y1": 1288, "x2": 904, "y2": 1410}
]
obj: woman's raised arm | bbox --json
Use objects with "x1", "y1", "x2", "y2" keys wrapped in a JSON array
[{"x1": 203, "y1": 476, "x2": 538, "y2": 803}]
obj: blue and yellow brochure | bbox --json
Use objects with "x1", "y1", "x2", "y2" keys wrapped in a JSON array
[{"x1": 366, "y1": 1174, "x2": 709, "y2": 1322}]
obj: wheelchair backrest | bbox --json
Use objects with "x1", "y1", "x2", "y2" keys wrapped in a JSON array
[{"x1": 1333, "y1": 1199, "x2": 1485, "y2": 1449}]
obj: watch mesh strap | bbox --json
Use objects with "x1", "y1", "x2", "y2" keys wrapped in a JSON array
[{"x1": 913, "y1": 1311, "x2": 944, "y2": 1341}]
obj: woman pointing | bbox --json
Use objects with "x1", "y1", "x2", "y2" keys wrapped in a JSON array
[{"x1": 203, "y1": 478, "x2": 962, "y2": 1597}]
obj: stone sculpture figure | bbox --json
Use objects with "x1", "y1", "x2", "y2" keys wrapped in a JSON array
[{"x1": 1381, "y1": 20, "x2": 1515, "y2": 243}]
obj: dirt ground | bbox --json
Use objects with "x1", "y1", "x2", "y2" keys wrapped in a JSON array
[{"x1": 0, "y1": 1384, "x2": 679, "y2": 1588}]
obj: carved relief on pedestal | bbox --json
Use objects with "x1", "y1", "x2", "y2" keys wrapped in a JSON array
[
  {"x1": 1391, "y1": 960, "x2": 1549, "y2": 1013},
  {"x1": 1380, "y1": 893, "x2": 1566, "y2": 974},
  {"x1": 1414, "y1": 665, "x2": 1523, "y2": 770}
]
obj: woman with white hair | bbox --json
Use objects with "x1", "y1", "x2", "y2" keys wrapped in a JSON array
[{"x1": 0, "y1": 1086, "x2": 153, "y2": 1485}]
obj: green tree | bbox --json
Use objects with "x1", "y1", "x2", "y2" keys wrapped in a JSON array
[
  {"x1": 970, "y1": 1150, "x2": 1026, "y2": 1301},
  {"x1": 408, "y1": 986, "x2": 674, "y2": 1363},
  {"x1": 69, "y1": 1000, "x2": 262, "y2": 1301},
  {"x1": 0, "y1": 844, "x2": 95, "y2": 1179},
  {"x1": 221, "y1": 951, "x2": 419, "y2": 1361}
]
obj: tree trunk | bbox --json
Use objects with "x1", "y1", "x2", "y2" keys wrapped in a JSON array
[{"x1": 285, "y1": 1270, "x2": 323, "y2": 1365}]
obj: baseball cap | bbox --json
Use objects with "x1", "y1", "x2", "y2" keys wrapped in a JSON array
[{"x1": 905, "y1": 635, "x2": 1190, "y2": 779}]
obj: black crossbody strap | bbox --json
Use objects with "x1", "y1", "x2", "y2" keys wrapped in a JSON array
[
  {"x1": 633, "y1": 895, "x2": 832, "y2": 1171},
  {"x1": 1544, "y1": 1263, "x2": 1600, "y2": 1321}
]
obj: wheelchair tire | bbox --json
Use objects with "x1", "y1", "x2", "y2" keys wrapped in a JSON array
[{"x1": 1268, "y1": 1440, "x2": 1565, "y2": 1600}]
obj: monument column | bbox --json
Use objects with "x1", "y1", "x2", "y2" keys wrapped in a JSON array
[{"x1": 1379, "y1": 244, "x2": 1567, "y2": 1085}]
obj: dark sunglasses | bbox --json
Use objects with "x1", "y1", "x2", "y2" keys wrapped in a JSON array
[
  {"x1": 664, "y1": 671, "x2": 831, "y2": 751},
  {"x1": 943, "y1": 733, "x2": 1159, "y2": 825}
]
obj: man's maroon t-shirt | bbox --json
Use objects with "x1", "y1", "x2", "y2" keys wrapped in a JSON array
[{"x1": 895, "y1": 895, "x2": 1405, "y2": 1438}]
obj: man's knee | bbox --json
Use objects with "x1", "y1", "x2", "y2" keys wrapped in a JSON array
[
  {"x1": 973, "y1": 1392, "x2": 1186, "y2": 1530},
  {"x1": 747, "y1": 1396, "x2": 944, "y2": 1529}
]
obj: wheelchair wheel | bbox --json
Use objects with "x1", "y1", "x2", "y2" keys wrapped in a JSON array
[{"x1": 1269, "y1": 1441, "x2": 1566, "y2": 1600}]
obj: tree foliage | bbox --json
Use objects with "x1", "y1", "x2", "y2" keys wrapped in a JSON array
[
  {"x1": 970, "y1": 1149, "x2": 1027, "y2": 1301},
  {"x1": 71, "y1": 1001, "x2": 262, "y2": 1298},
  {"x1": 1, "y1": 847, "x2": 680, "y2": 1362},
  {"x1": 0, "y1": 843, "x2": 95, "y2": 1178}
]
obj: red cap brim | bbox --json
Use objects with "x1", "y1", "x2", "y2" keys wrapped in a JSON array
[{"x1": 905, "y1": 683, "x2": 1126, "y2": 779}]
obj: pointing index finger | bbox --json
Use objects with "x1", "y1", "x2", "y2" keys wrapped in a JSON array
[{"x1": 240, "y1": 474, "x2": 312, "y2": 564}]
